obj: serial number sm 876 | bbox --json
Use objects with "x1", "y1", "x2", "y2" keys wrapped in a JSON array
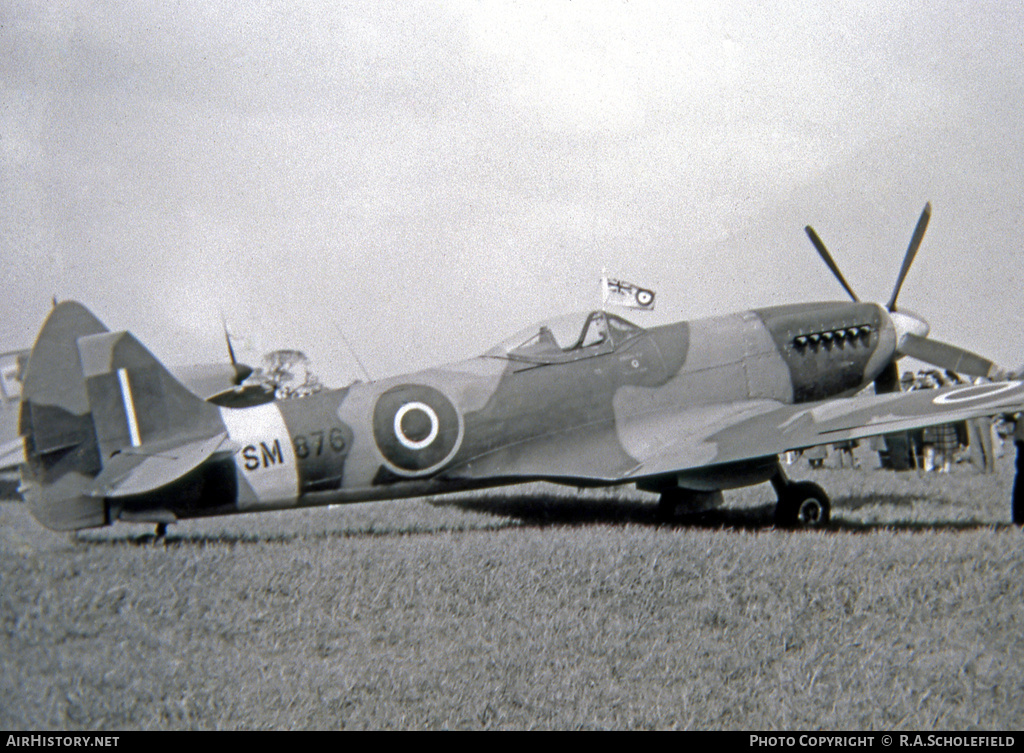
[{"x1": 241, "y1": 427, "x2": 347, "y2": 471}]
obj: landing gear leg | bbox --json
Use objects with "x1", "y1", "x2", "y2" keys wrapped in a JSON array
[
  {"x1": 656, "y1": 489, "x2": 723, "y2": 523},
  {"x1": 771, "y1": 465, "x2": 831, "y2": 528},
  {"x1": 155, "y1": 522, "x2": 168, "y2": 539},
  {"x1": 656, "y1": 494, "x2": 674, "y2": 522}
]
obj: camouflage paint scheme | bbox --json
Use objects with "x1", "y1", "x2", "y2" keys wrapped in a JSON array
[{"x1": 17, "y1": 301, "x2": 1024, "y2": 531}]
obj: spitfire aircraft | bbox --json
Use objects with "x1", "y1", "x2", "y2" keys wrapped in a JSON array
[{"x1": 16, "y1": 204, "x2": 1024, "y2": 534}]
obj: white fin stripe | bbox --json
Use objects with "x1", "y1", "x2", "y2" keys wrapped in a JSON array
[{"x1": 117, "y1": 368, "x2": 142, "y2": 447}]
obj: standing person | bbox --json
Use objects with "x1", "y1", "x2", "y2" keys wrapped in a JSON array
[
  {"x1": 805, "y1": 444, "x2": 827, "y2": 469},
  {"x1": 934, "y1": 422, "x2": 959, "y2": 473},
  {"x1": 913, "y1": 372, "x2": 938, "y2": 471},
  {"x1": 928, "y1": 371, "x2": 960, "y2": 473},
  {"x1": 921, "y1": 425, "x2": 937, "y2": 471},
  {"x1": 967, "y1": 416, "x2": 996, "y2": 473},
  {"x1": 1014, "y1": 414, "x2": 1024, "y2": 525},
  {"x1": 833, "y1": 439, "x2": 860, "y2": 469},
  {"x1": 965, "y1": 378, "x2": 996, "y2": 473}
]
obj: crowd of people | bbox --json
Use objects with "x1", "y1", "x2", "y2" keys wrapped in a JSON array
[{"x1": 901, "y1": 369, "x2": 998, "y2": 474}]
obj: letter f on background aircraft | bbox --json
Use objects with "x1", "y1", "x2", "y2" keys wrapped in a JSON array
[{"x1": 15, "y1": 205, "x2": 1024, "y2": 533}]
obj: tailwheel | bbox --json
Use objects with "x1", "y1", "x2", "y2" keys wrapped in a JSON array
[{"x1": 775, "y1": 480, "x2": 831, "y2": 529}]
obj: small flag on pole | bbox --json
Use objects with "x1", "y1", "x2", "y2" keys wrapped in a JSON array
[{"x1": 601, "y1": 275, "x2": 656, "y2": 310}]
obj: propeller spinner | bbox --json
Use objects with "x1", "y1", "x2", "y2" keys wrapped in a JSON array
[{"x1": 804, "y1": 203, "x2": 1003, "y2": 382}]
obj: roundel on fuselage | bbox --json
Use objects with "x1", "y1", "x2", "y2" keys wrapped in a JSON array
[{"x1": 372, "y1": 384, "x2": 463, "y2": 476}]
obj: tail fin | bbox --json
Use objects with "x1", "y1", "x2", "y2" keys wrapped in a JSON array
[{"x1": 20, "y1": 302, "x2": 226, "y2": 531}]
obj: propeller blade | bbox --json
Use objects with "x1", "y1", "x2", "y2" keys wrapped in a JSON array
[
  {"x1": 886, "y1": 202, "x2": 931, "y2": 311},
  {"x1": 804, "y1": 225, "x2": 859, "y2": 302},
  {"x1": 222, "y1": 321, "x2": 238, "y2": 366},
  {"x1": 220, "y1": 317, "x2": 253, "y2": 384},
  {"x1": 899, "y1": 333, "x2": 1004, "y2": 379}
]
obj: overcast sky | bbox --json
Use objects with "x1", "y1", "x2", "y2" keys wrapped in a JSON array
[{"x1": 3, "y1": 0, "x2": 1023, "y2": 384}]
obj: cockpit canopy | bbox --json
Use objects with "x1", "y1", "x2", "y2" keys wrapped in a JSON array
[{"x1": 487, "y1": 311, "x2": 644, "y2": 364}]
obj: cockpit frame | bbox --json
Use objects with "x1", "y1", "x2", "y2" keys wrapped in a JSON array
[{"x1": 487, "y1": 310, "x2": 645, "y2": 367}]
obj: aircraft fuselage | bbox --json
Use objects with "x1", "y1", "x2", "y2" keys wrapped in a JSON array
[{"x1": 18, "y1": 299, "x2": 922, "y2": 530}]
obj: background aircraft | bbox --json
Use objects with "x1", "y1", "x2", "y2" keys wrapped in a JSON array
[
  {"x1": 0, "y1": 350, "x2": 30, "y2": 496},
  {"x1": 15, "y1": 206, "x2": 1024, "y2": 534},
  {"x1": 0, "y1": 350, "x2": 29, "y2": 460}
]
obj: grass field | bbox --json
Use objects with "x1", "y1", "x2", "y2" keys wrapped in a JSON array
[{"x1": 1, "y1": 451, "x2": 1022, "y2": 730}]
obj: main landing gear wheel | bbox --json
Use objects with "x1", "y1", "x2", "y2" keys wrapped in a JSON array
[{"x1": 774, "y1": 480, "x2": 831, "y2": 529}]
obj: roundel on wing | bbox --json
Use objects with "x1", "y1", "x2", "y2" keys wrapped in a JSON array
[
  {"x1": 373, "y1": 384, "x2": 463, "y2": 476},
  {"x1": 932, "y1": 381, "x2": 1020, "y2": 405}
]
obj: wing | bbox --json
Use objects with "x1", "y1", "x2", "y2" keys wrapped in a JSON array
[
  {"x1": 625, "y1": 380, "x2": 1024, "y2": 480},
  {"x1": 448, "y1": 381, "x2": 1024, "y2": 484}
]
